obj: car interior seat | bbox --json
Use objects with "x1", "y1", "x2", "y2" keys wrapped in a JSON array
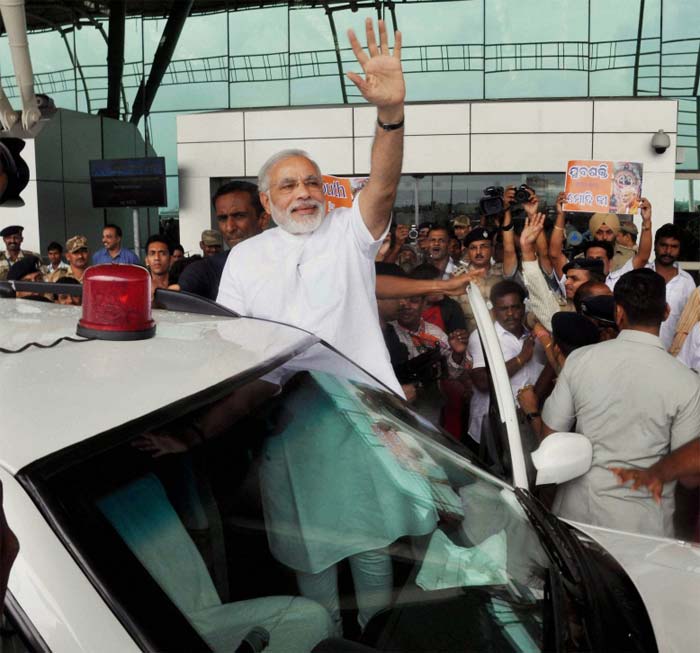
[{"x1": 97, "y1": 473, "x2": 333, "y2": 652}]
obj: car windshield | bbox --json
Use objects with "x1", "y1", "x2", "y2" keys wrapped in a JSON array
[{"x1": 24, "y1": 342, "x2": 563, "y2": 653}]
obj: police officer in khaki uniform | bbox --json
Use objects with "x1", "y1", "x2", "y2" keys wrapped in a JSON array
[
  {"x1": 47, "y1": 235, "x2": 89, "y2": 283},
  {"x1": 453, "y1": 228, "x2": 507, "y2": 333},
  {"x1": 0, "y1": 225, "x2": 40, "y2": 280},
  {"x1": 612, "y1": 221, "x2": 638, "y2": 271}
]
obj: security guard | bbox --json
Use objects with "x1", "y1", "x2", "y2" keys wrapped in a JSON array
[
  {"x1": 0, "y1": 225, "x2": 40, "y2": 281},
  {"x1": 47, "y1": 235, "x2": 89, "y2": 283}
]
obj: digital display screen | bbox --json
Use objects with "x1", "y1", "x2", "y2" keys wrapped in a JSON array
[{"x1": 90, "y1": 157, "x2": 166, "y2": 208}]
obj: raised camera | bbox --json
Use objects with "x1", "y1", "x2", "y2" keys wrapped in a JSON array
[
  {"x1": 479, "y1": 186, "x2": 505, "y2": 217},
  {"x1": 513, "y1": 184, "x2": 533, "y2": 204}
]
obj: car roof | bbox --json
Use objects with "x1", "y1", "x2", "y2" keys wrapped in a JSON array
[{"x1": 0, "y1": 299, "x2": 318, "y2": 473}]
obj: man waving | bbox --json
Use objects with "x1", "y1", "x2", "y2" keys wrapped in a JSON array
[{"x1": 216, "y1": 19, "x2": 408, "y2": 394}]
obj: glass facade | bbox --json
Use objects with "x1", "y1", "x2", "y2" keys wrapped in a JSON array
[{"x1": 2, "y1": 0, "x2": 699, "y2": 218}]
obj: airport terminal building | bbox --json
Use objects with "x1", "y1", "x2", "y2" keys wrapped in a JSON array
[{"x1": 1, "y1": 1, "x2": 698, "y2": 263}]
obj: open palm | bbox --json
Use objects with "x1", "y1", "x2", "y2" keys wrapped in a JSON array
[{"x1": 347, "y1": 19, "x2": 405, "y2": 109}]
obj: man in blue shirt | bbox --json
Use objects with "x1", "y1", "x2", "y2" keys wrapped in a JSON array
[{"x1": 92, "y1": 224, "x2": 140, "y2": 265}]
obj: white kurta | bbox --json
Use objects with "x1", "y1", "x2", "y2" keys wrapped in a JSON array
[{"x1": 216, "y1": 196, "x2": 401, "y2": 395}]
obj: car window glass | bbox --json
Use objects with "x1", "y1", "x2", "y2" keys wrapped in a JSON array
[{"x1": 29, "y1": 346, "x2": 562, "y2": 652}]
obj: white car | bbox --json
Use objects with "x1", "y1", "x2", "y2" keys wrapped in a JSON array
[{"x1": 0, "y1": 273, "x2": 697, "y2": 652}]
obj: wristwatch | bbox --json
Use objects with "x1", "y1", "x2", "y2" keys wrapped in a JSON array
[
  {"x1": 377, "y1": 116, "x2": 405, "y2": 131},
  {"x1": 525, "y1": 412, "x2": 541, "y2": 422}
]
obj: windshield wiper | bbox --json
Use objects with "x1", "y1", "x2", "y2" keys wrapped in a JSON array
[{"x1": 515, "y1": 488, "x2": 610, "y2": 651}]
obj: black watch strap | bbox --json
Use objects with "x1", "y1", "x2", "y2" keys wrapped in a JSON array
[
  {"x1": 525, "y1": 411, "x2": 541, "y2": 422},
  {"x1": 377, "y1": 116, "x2": 405, "y2": 131}
]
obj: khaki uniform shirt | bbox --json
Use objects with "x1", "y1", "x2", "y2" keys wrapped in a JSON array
[
  {"x1": 453, "y1": 262, "x2": 506, "y2": 333},
  {"x1": 0, "y1": 250, "x2": 41, "y2": 280},
  {"x1": 542, "y1": 330, "x2": 700, "y2": 537},
  {"x1": 611, "y1": 243, "x2": 636, "y2": 271}
]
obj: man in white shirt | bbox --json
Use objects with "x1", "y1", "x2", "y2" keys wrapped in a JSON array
[
  {"x1": 647, "y1": 223, "x2": 696, "y2": 350},
  {"x1": 541, "y1": 268, "x2": 700, "y2": 537},
  {"x1": 42, "y1": 241, "x2": 69, "y2": 276},
  {"x1": 677, "y1": 321, "x2": 700, "y2": 371},
  {"x1": 217, "y1": 19, "x2": 405, "y2": 395},
  {"x1": 468, "y1": 280, "x2": 544, "y2": 443}
]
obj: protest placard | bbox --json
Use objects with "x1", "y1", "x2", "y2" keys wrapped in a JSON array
[
  {"x1": 322, "y1": 175, "x2": 353, "y2": 213},
  {"x1": 564, "y1": 160, "x2": 643, "y2": 215},
  {"x1": 322, "y1": 175, "x2": 369, "y2": 213}
]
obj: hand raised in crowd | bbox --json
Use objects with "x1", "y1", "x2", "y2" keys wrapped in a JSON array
[
  {"x1": 519, "y1": 334, "x2": 536, "y2": 363},
  {"x1": 347, "y1": 19, "x2": 404, "y2": 112},
  {"x1": 639, "y1": 197, "x2": 652, "y2": 222},
  {"x1": 448, "y1": 328, "x2": 469, "y2": 354},
  {"x1": 522, "y1": 189, "x2": 540, "y2": 217},
  {"x1": 555, "y1": 191, "x2": 567, "y2": 216},
  {"x1": 520, "y1": 213, "x2": 546, "y2": 247},
  {"x1": 394, "y1": 223, "x2": 409, "y2": 246},
  {"x1": 519, "y1": 213, "x2": 546, "y2": 261},
  {"x1": 609, "y1": 466, "x2": 664, "y2": 504}
]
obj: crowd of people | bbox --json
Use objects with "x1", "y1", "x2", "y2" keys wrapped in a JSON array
[{"x1": 1, "y1": 18, "x2": 698, "y2": 548}]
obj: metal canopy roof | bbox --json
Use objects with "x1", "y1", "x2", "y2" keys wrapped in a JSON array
[{"x1": 16, "y1": 0, "x2": 412, "y2": 33}]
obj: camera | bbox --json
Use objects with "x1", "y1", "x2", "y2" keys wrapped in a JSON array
[
  {"x1": 408, "y1": 224, "x2": 419, "y2": 241},
  {"x1": 651, "y1": 129, "x2": 671, "y2": 154},
  {"x1": 394, "y1": 348, "x2": 445, "y2": 385},
  {"x1": 479, "y1": 186, "x2": 506, "y2": 217},
  {"x1": 478, "y1": 185, "x2": 533, "y2": 217},
  {"x1": 513, "y1": 184, "x2": 533, "y2": 204}
]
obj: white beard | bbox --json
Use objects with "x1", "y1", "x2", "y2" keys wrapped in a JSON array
[{"x1": 271, "y1": 199, "x2": 326, "y2": 235}]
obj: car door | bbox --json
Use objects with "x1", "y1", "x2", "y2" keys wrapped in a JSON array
[{"x1": 466, "y1": 282, "x2": 530, "y2": 489}]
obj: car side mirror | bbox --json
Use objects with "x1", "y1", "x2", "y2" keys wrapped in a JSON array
[{"x1": 531, "y1": 432, "x2": 592, "y2": 485}]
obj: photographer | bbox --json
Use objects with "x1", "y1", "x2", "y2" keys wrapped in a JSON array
[
  {"x1": 375, "y1": 223, "x2": 409, "y2": 264},
  {"x1": 391, "y1": 272, "x2": 470, "y2": 427}
]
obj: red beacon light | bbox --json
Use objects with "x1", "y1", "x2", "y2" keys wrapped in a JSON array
[{"x1": 77, "y1": 264, "x2": 156, "y2": 340}]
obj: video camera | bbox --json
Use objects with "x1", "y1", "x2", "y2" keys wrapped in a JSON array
[
  {"x1": 478, "y1": 185, "x2": 533, "y2": 218},
  {"x1": 394, "y1": 347, "x2": 446, "y2": 386}
]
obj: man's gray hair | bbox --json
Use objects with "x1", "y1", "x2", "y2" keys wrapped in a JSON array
[{"x1": 257, "y1": 149, "x2": 322, "y2": 193}]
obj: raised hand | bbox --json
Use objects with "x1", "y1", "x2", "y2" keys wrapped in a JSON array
[
  {"x1": 523, "y1": 190, "x2": 540, "y2": 217},
  {"x1": 394, "y1": 223, "x2": 409, "y2": 246},
  {"x1": 639, "y1": 197, "x2": 652, "y2": 222},
  {"x1": 555, "y1": 191, "x2": 567, "y2": 216},
  {"x1": 520, "y1": 213, "x2": 546, "y2": 247},
  {"x1": 347, "y1": 19, "x2": 404, "y2": 113}
]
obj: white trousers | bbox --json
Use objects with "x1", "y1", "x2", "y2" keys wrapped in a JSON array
[{"x1": 296, "y1": 549, "x2": 393, "y2": 635}]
